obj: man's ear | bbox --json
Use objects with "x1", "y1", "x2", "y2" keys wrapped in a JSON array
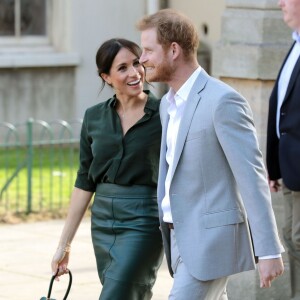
[{"x1": 170, "y1": 42, "x2": 181, "y2": 60}]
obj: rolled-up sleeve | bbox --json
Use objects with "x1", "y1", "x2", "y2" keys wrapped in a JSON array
[{"x1": 74, "y1": 111, "x2": 97, "y2": 192}]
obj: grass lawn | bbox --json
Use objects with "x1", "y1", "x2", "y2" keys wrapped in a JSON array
[{"x1": 0, "y1": 146, "x2": 79, "y2": 216}]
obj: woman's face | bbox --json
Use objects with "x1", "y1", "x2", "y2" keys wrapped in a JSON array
[{"x1": 101, "y1": 47, "x2": 145, "y2": 98}]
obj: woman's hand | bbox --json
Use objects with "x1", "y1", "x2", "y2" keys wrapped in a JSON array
[{"x1": 51, "y1": 247, "x2": 70, "y2": 280}]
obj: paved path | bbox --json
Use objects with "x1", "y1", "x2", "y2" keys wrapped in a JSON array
[{"x1": 0, "y1": 218, "x2": 172, "y2": 300}]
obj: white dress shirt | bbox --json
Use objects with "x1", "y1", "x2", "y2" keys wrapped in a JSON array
[
  {"x1": 276, "y1": 31, "x2": 300, "y2": 138},
  {"x1": 162, "y1": 66, "x2": 201, "y2": 223}
]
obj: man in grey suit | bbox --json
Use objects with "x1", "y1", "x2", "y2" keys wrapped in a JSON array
[{"x1": 137, "y1": 9, "x2": 284, "y2": 300}]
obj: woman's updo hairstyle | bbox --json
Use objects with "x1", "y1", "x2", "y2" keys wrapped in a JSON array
[{"x1": 96, "y1": 38, "x2": 142, "y2": 91}]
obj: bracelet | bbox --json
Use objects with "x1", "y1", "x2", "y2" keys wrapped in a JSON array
[{"x1": 57, "y1": 243, "x2": 71, "y2": 253}]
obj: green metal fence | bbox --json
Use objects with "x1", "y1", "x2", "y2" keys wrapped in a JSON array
[{"x1": 0, "y1": 118, "x2": 82, "y2": 215}]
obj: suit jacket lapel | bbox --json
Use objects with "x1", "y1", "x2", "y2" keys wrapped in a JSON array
[
  {"x1": 284, "y1": 53, "x2": 300, "y2": 101},
  {"x1": 274, "y1": 42, "x2": 295, "y2": 94},
  {"x1": 170, "y1": 70, "x2": 208, "y2": 179}
]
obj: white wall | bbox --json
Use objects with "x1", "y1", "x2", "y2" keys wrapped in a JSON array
[
  {"x1": 169, "y1": 0, "x2": 225, "y2": 46},
  {"x1": 71, "y1": 0, "x2": 148, "y2": 119}
]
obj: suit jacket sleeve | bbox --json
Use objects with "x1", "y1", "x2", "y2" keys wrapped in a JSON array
[{"x1": 214, "y1": 92, "x2": 283, "y2": 256}]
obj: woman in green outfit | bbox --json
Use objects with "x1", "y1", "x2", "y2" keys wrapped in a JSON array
[{"x1": 51, "y1": 38, "x2": 164, "y2": 300}]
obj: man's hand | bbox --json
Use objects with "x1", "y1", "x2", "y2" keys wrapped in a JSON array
[
  {"x1": 258, "y1": 258, "x2": 284, "y2": 288},
  {"x1": 268, "y1": 179, "x2": 281, "y2": 193}
]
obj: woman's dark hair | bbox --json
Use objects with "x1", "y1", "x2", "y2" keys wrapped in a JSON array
[{"x1": 96, "y1": 38, "x2": 142, "y2": 91}]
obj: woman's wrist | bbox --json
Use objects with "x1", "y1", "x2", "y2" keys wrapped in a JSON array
[{"x1": 57, "y1": 242, "x2": 71, "y2": 253}]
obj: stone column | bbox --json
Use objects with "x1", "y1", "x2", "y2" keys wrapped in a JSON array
[{"x1": 212, "y1": 1, "x2": 291, "y2": 299}]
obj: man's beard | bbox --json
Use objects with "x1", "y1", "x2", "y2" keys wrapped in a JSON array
[{"x1": 145, "y1": 60, "x2": 174, "y2": 83}]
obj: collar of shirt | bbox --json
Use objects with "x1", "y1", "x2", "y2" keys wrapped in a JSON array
[
  {"x1": 292, "y1": 31, "x2": 300, "y2": 43},
  {"x1": 109, "y1": 90, "x2": 159, "y2": 115},
  {"x1": 166, "y1": 66, "x2": 202, "y2": 109}
]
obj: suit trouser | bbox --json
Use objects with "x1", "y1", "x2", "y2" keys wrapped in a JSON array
[
  {"x1": 282, "y1": 184, "x2": 300, "y2": 299},
  {"x1": 169, "y1": 229, "x2": 228, "y2": 300}
]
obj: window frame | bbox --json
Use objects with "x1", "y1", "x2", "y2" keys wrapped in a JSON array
[
  {"x1": 0, "y1": 0, "x2": 51, "y2": 48},
  {"x1": 0, "y1": 0, "x2": 80, "y2": 68}
]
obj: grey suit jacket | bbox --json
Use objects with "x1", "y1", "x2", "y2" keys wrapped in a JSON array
[{"x1": 157, "y1": 69, "x2": 284, "y2": 281}]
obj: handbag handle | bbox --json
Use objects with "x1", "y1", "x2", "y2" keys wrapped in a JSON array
[{"x1": 47, "y1": 269, "x2": 72, "y2": 300}]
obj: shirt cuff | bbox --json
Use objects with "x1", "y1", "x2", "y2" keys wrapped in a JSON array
[{"x1": 259, "y1": 254, "x2": 281, "y2": 260}]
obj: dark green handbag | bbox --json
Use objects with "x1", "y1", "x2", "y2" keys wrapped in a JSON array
[{"x1": 40, "y1": 269, "x2": 72, "y2": 300}]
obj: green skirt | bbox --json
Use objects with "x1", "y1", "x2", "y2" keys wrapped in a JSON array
[{"x1": 91, "y1": 183, "x2": 164, "y2": 300}]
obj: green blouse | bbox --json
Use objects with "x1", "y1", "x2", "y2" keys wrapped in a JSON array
[{"x1": 74, "y1": 91, "x2": 161, "y2": 192}]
